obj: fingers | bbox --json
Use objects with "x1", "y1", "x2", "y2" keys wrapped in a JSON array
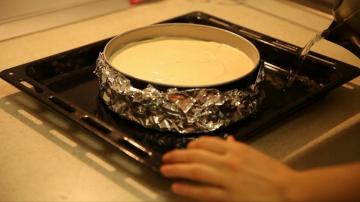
[
  {"x1": 226, "y1": 135, "x2": 236, "y2": 142},
  {"x1": 187, "y1": 136, "x2": 230, "y2": 154},
  {"x1": 161, "y1": 163, "x2": 226, "y2": 186},
  {"x1": 171, "y1": 182, "x2": 226, "y2": 202},
  {"x1": 163, "y1": 149, "x2": 223, "y2": 167}
]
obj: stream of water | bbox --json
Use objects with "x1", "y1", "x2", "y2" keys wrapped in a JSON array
[{"x1": 286, "y1": 31, "x2": 326, "y2": 88}]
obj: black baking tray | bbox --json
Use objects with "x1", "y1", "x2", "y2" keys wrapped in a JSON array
[{"x1": 1, "y1": 11, "x2": 359, "y2": 173}]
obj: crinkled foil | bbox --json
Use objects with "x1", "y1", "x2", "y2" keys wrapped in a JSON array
[{"x1": 94, "y1": 53, "x2": 265, "y2": 134}]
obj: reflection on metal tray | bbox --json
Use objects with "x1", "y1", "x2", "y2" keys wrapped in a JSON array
[{"x1": 1, "y1": 11, "x2": 359, "y2": 173}]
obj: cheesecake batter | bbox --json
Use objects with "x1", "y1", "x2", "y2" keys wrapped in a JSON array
[{"x1": 109, "y1": 37, "x2": 255, "y2": 87}]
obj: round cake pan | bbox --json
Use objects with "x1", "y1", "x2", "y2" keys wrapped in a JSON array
[
  {"x1": 103, "y1": 23, "x2": 261, "y2": 90},
  {"x1": 95, "y1": 23, "x2": 264, "y2": 134}
]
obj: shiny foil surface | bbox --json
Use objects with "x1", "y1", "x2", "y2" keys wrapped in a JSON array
[{"x1": 95, "y1": 53, "x2": 265, "y2": 134}]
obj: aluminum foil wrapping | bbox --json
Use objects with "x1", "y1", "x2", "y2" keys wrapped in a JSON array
[{"x1": 95, "y1": 53, "x2": 265, "y2": 134}]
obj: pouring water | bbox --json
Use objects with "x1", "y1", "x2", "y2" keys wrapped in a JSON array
[{"x1": 286, "y1": 29, "x2": 330, "y2": 88}]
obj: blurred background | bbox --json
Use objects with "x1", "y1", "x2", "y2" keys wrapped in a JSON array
[
  {"x1": 0, "y1": 0, "x2": 336, "y2": 42},
  {"x1": 0, "y1": 0, "x2": 131, "y2": 41}
]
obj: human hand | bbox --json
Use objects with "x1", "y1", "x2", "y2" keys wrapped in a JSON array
[{"x1": 160, "y1": 136, "x2": 297, "y2": 201}]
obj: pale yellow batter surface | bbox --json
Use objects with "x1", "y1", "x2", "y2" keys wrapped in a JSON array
[{"x1": 109, "y1": 37, "x2": 255, "y2": 87}]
